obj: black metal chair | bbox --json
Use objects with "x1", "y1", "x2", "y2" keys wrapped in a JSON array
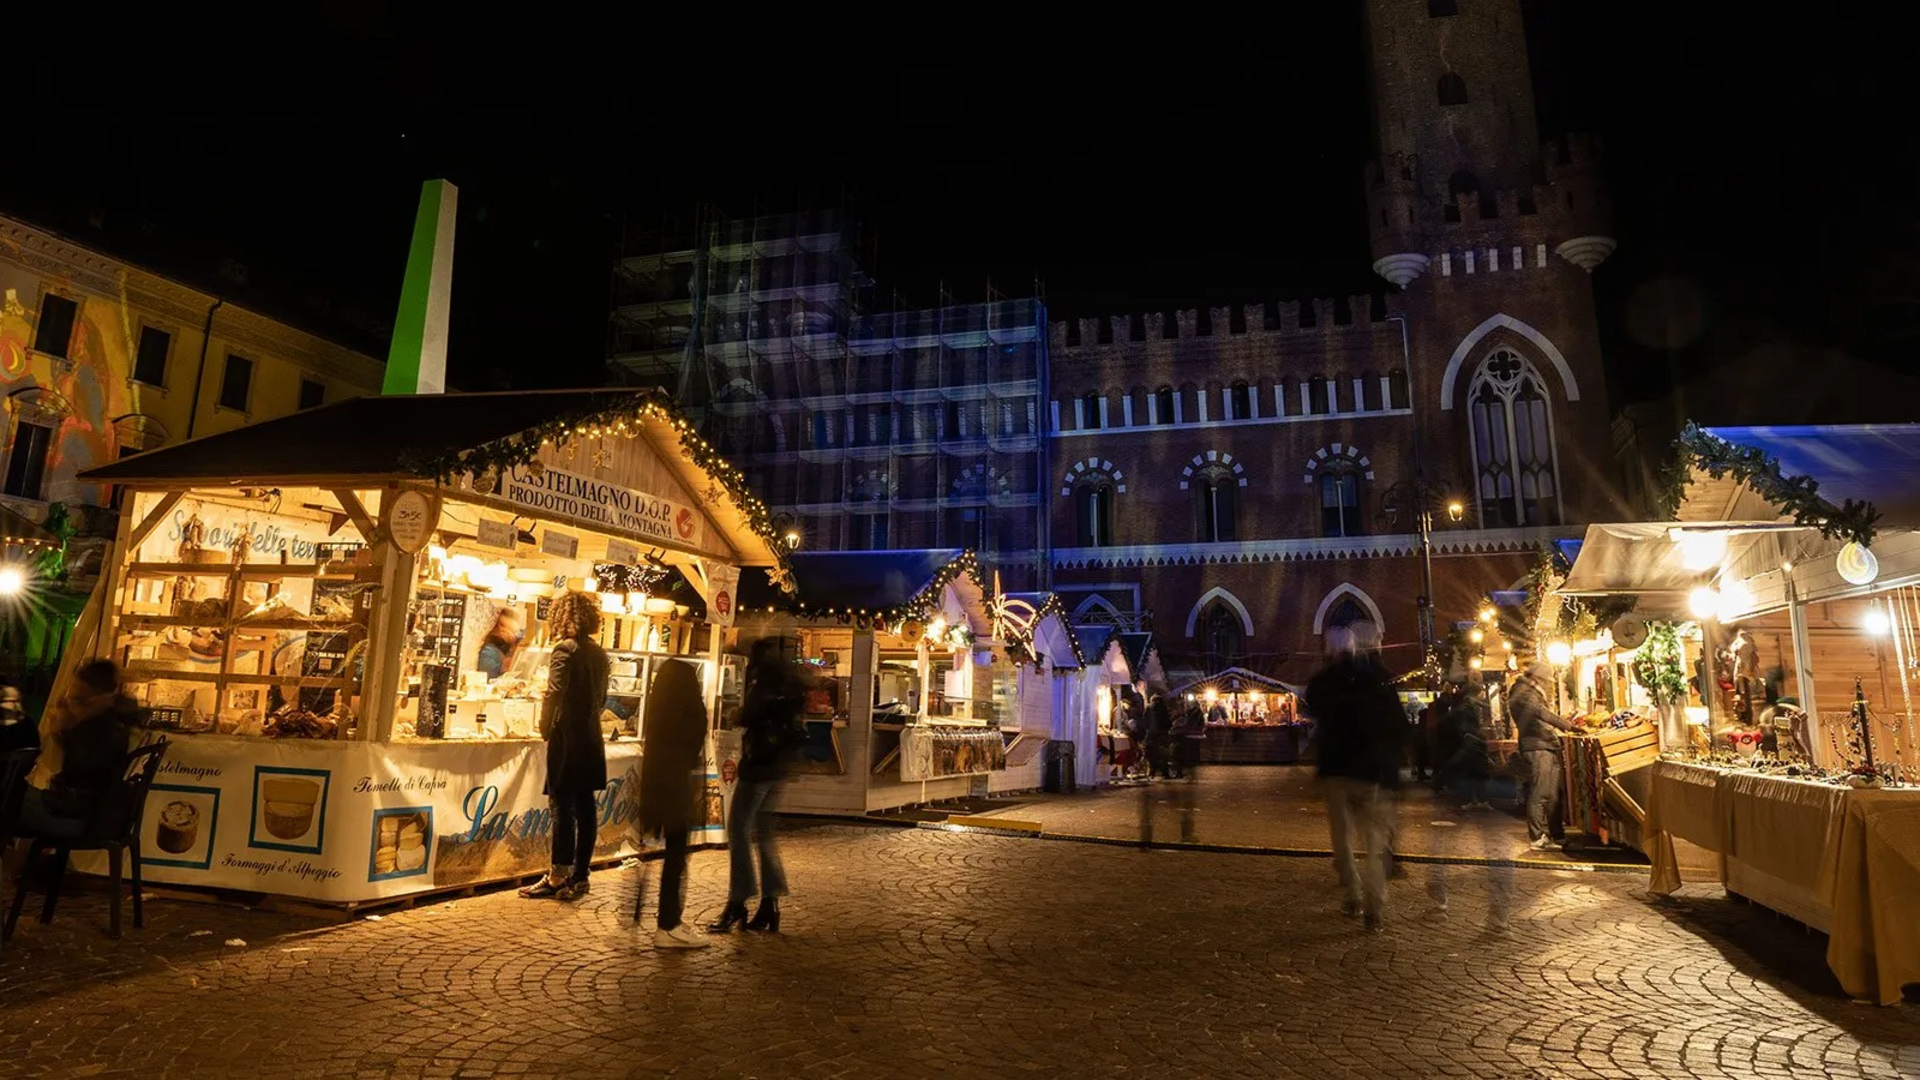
[
  {"x1": 0, "y1": 746, "x2": 42, "y2": 955},
  {"x1": 5, "y1": 739, "x2": 168, "y2": 940}
]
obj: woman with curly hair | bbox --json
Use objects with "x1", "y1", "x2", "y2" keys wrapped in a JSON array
[{"x1": 519, "y1": 590, "x2": 611, "y2": 902}]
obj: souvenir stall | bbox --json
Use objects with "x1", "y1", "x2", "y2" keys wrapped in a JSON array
[
  {"x1": 732, "y1": 550, "x2": 1028, "y2": 816},
  {"x1": 1170, "y1": 668, "x2": 1306, "y2": 764},
  {"x1": 1557, "y1": 423, "x2": 1920, "y2": 1004},
  {"x1": 67, "y1": 389, "x2": 790, "y2": 907},
  {"x1": 992, "y1": 592, "x2": 1086, "y2": 795},
  {"x1": 1075, "y1": 625, "x2": 1136, "y2": 786}
]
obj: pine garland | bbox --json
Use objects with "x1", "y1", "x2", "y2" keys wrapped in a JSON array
[
  {"x1": 1657, "y1": 421, "x2": 1880, "y2": 547},
  {"x1": 391, "y1": 388, "x2": 795, "y2": 594},
  {"x1": 1630, "y1": 622, "x2": 1687, "y2": 707}
]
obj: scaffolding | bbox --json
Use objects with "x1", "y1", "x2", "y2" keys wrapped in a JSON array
[{"x1": 607, "y1": 208, "x2": 1050, "y2": 590}]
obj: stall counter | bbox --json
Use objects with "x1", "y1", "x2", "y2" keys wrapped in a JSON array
[{"x1": 78, "y1": 735, "x2": 727, "y2": 905}]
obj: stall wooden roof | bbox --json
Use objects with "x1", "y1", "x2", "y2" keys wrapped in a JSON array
[
  {"x1": 737, "y1": 550, "x2": 985, "y2": 625},
  {"x1": 78, "y1": 389, "x2": 790, "y2": 572}
]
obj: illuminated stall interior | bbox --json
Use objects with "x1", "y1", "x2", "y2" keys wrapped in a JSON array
[{"x1": 83, "y1": 389, "x2": 791, "y2": 745}]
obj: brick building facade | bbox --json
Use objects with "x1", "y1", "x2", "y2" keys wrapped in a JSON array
[{"x1": 1046, "y1": 0, "x2": 1622, "y2": 685}]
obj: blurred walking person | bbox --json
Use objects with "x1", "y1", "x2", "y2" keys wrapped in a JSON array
[
  {"x1": 709, "y1": 639, "x2": 804, "y2": 934},
  {"x1": 638, "y1": 659, "x2": 711, "y2": 948},
  {"x1": 1304, "y1": 621, "x2": 1405, "y2": 932},
  {"x1": 1170, "y1": 699, "x2": 1207, "y2": 842}
]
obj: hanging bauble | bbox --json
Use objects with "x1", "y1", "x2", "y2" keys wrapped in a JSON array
[{"x1": 1838, "y1": 541, "x2": 1880, "y2": 586}]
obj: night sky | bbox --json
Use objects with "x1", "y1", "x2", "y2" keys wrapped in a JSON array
[{"x1": 6, "y1": 6, "x2": 1913, "y2": 412}]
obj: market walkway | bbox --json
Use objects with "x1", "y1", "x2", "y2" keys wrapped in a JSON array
[
  {"x1": 928, "y1": 765, "x2": 1718, "y2": 874},
  {"x1": 2, "y1": 823, "x2": 1914, "y2": 1079}
]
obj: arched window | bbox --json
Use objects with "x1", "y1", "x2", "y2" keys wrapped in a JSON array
[
  {"x1": 1199, "y1": 600, "x2": 1244, "y2": 671},
  {"x1": 1075, "y1": 481, "x2": 1115, "y2": 546},
  {"x1": 1193, "y1": 466, "x2": 1237, "y2": 543},
  {"x1": 1320, "y1": 467, "x2": 1363, "y2": 538},
  {"x1": 1388, "y1": 369, "x2": 1409, "y2": 410},
  {"x1": 1468, "y1": 349, "x2": 1561, "y2": 528},
  {"x1": 1308, "y1": 375, "x2": 1329, "y2": 415},
  {"x1": 1325, "y1": 597, "x2": 1369, "y2": 632},
  {"x1": 1438, "y1": 73, "x2": 1468, "y2": 107},
  {"x1": 1155, "y1": 385, "x2": 1175, "y2": 425},
  {"x1": 1081, "y1": 391, "x2": 1103, "y2": 430},
  {"x1": 1233, "y1": 380, "x2": 1255, "y2": 420}
]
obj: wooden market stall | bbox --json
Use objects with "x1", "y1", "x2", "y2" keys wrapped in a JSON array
[
  {"x1": 1170, "y1": 667, "x2": 1307, "y2": 765},
  {"x1": 991, "y1": 592, "x2": 1087, "y2": 795},
  {"x1": 62, "y1": 389, "x2": 791, "y2": 907},
  {"x1": 732, "y1": 550, "x2": 1036, "y2": 816},
  {"x1": 1558, "y1": 423, "x2": 1920, "y2": 1003}
]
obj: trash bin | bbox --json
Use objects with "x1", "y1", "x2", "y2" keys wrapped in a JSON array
[{"x1": 1043, "y1": 740, "x2": 1077, "y2": 795}]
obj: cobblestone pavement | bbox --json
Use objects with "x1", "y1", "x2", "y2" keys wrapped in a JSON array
[
  {"x1": 978, "y1": 766, "x2": 1720, "y2": 872},
  {"x1": 3, "y1": 822, "x2": 1915, "y2": 1079}
]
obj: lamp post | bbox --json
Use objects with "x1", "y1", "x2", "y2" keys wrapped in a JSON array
[{"x1": 1379, "y1": 476, "x2": 1465, "y2": 691}]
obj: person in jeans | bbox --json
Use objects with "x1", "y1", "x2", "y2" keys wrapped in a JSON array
[
  {"x1": 709, "y1": 639, "x2": 803, "y2": 934},
  {"x1": 519, "y1": 591, "x2": 610, "y2": 902},
  {"x1": 1304, "y1": 621, "x2": 1405, "y2": 932},
  {"x1": 1510, "y1": 661, "x2": 1573, "y2": 850},
  {"x1": 638, "y1": 658, "x2": 709, "y2": 948}
]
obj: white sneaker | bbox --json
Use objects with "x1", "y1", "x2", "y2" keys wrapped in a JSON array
[
  {"x1": 1530, "y1": 835, "x2": 1557, "y2": 851},
  {"x1": 654, "y1": 924, "x2": 711, "y2": 949}
]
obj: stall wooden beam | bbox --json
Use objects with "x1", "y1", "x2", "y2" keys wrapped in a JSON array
[
  {"x1": 127, "y1": 490, "x2": 185, "y2": 552},
  {"x1": 329, "y1": 489, "x2": 381, "y2": 546}
]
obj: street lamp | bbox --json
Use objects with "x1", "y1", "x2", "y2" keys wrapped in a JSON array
[
  {"x1": 772, "y1": 512, "x2": 801, "y2": 552},
  {"x1": 1379, "y1": 475, "x2": 1467, "y2": 690}
]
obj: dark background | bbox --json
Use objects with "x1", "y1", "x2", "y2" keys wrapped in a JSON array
[{"x1": 4, "y1": 5, "x2": 1914, "y2": 413}]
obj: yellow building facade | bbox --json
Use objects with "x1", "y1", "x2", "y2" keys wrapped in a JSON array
[{"x1": 0, "y1": 211, "x2": 385, "y2": 675}]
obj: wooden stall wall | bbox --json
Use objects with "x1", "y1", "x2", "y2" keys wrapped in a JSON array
[{"x1": 1733, "y1": 599, "x2": 1920, "y2": 774}]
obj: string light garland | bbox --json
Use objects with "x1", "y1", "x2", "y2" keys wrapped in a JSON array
[
  {"x1": 1657, "y1": 421, "x2": 1880, "y2": 547},
  {"x1": 392, "y1": 390, "x2": 795, "y2": 595},
  {"x1": 749, "y1": 551, "x2": 990, "y2": 630}
]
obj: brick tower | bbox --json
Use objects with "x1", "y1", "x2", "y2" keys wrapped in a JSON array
[{"x1": 1364, "y1": 0, "x2": 1619, "y2": 528}]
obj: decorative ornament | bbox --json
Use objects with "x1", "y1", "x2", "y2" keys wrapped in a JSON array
[
  {"x1": 592, "y1": 440, "x2": 612, "y2": 470},
  {"x1": 1837, "y1": 541, "x2": 1879, "y2": 586}
]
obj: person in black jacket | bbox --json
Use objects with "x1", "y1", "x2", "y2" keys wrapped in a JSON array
[
  {"x1": 1511, "y1": 661, "x2": 1574, "y2": 849},
  {"x1": 1304, "y1": 622, "x2": 1404, "y2": 932},
  {"x1": 519, "y1": 592, "x2": 611, "y2": 903},
  {"x1": 14, "y1": 661, "x2": 137, "y2": 840},
  {"x1": 638, "y1": 657, "x2": 710, "y2": 948},
  {"x1": 1144, "y1": 692, "x2": 1173, "y2": 779},
  {"x1": 710, "y1": 638, "x2": 802, "y2": 934}
]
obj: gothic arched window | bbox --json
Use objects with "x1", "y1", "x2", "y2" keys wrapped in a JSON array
[
  {"x1": 1468, "y1": 349, "x2": 1561, "y2": 528},
  {"x1": 1199, "y1": 600, "x2": 1244, "y2": 671},
  {"x1": 1232, "y1": 380, "x2": 1255, "y2": 420},
  {"x1": 1438, "y1": 73, "x2": 1468, "y2": 107},
  {"x1": 1075, "y1": 481, "x2": 1115, "y2": 547},
  {"x1": 1155, "y1": 385, "x2": 1176, "y2": 425},
  {"x1": 1388, "y1": 369, "x2": 1409, "y2": 410},
  {"x1": 1081, "y1": 391, "x2": 1103, "y2": 430},
  {"x1": 1193, "y1": 466, "x2": 1237, "y2": 543},
  {"x1": 1308, "y1": 375, "x2": 1329, "y2": 416},
  {"x1": 1320, "y1": 466, "x2": 1363, "y2": 538},
  {"x1": 1325, "y1": 597, "x2": 1368, "y2": 632}
]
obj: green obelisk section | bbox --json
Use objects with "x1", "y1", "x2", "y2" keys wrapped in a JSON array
[{"x1": 383, "y1": 179, "x2": 458, "y2": 395}]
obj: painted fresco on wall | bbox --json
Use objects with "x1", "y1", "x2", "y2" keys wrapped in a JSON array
[{"x1": 0, "y1": 282, "x2": 154, "y2": 510}]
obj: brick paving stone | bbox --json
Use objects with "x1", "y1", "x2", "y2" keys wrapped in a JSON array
[{"x1": 0, "y1": 820, "x2": 1916, "y2": 1078}]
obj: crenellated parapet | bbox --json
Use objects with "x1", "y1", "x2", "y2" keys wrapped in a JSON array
[
  {"x1": 1366, "y1": 133, "x2": 1614, "y2": 286},
  {"x1": 1047, "y1": 295, "x2": 1404, "y2": 354}
]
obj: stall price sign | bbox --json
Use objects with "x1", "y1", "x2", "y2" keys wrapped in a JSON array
[
  {"x1": 476, "y1": 519, "x2": 516, "y2": 550},
  {"x1": 605, "y1": 538, "x2": 640, "y2": 565},
  {"x1": 384, "y1": 491, "x2": 439, "y2": 555},
  {"x1": 541, "y1": 530, "x2": 579, "y2": 559}
]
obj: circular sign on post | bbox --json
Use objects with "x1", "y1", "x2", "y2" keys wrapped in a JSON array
[
  {"x1": 715, "y1": 589, "x2": 732, "y2": 619},
  {"x1": 1837, "y1": 541, "x2": 1879, "y2": 586},
  {"x1": 384, "y1": 490, "x2": 439, "y2": 555}
]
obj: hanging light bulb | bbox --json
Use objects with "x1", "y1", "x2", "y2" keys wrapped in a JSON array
[
  {"x1": 1688, "y1": 585, "x2": 1723, "y2": 621},
  {"x1": 1673, "y1": 530, "x2": 1729, "y2": 572},
  {"x1": 1865, "y1": 604, "x2": 1892, "y2": 636}
]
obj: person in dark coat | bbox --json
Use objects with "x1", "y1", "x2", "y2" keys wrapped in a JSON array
[
  {"x1": 1512, "y1": 661, "x2": 1574, "y2": 849},
  {"x1": 709, "y1": 638, "x2": 803, "y2": 934},
  {"x1": 1144, "y1": 692, "x2": 1173, "y2": 779},
  {"x1": 14, "y1": 661, "x2": 138, "y2": 840},
  {"x1": 519, "y1": 592, "x2": 611, "y2": 903},
  {"x1": 1304, "y1": 622, "x2": 1405, "y2": 931},
  {"x1": 638, "y1": 657, "x2": 710, "y2": 948}
]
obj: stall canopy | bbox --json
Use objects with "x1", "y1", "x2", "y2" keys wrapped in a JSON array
[
  {"x1": 83, "y1": 388, "x2": 792, "y2": 574},
  {"x1": 0, "y1": 505, "x2": 61, "y2": 552},
  {"x1": 1169, "y1": 666, "x2": 1300, "y2": 699},
  {"x1": 1561, "y1": 424, "x2": 1920, "y2": 619},
  {"x1": 1073, "y1": 625, "x2": 1133, "y2": 686},
  {"x1": 1118, "y1": 632, "x2": 1165, "y2": 687},
  {"x1": 1004, "y1": 592, "x2": 1085, "y2": 669},
  {"x1": 737, "y1": 549, "x2": 978, "y2": 619}
]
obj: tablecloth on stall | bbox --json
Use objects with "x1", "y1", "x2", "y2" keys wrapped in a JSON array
[
  {"x1": 1646, "y1": 760, "x2": 1728, "y2": 894},
  {"x1": 1823, "y1": 791, "x2": 1920, "y2": 1006}
]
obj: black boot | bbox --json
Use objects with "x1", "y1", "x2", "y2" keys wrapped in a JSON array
[
  {"x1": 745, "y1": 897, "x2": 781, "y2": 933},
  {"x1": 707, "y1": 901, "x2": 750, "y2": 933}
]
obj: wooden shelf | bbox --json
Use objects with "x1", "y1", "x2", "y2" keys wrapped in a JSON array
[
  {"x1": 122, "y1": 614, "x2": 364, "y2": 632},
  {"x1": 122, "y1": 667, "x2": 355, "y2": 688},
  {"x1": 126, "y1": 562, "x2": 365, "y2": 580}
]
